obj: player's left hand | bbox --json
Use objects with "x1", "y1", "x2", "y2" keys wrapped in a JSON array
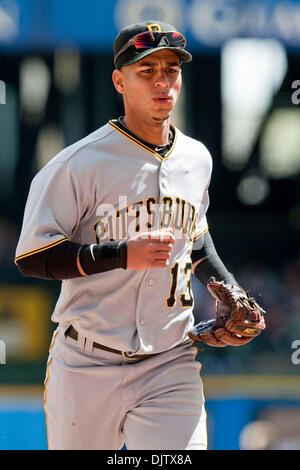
[{"x1": 188, "y1": 277, "x2": 266, "y2": 347}]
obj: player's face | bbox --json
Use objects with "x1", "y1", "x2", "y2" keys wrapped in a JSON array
[{"x1": 114, "y1": 50, "x2": 182, "y2": 123}]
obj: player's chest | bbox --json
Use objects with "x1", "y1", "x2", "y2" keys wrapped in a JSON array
[
  {"x1": 92, "y1": 151, "x2": 207, "y2": 207},
  {"x1": 88, "y1": 153, "x2": 207, "y2": 244}
]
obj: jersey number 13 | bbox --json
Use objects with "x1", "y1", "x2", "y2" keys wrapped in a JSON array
[{"x1": 166, "y1": 261, "x2": 193, "y2": 308}]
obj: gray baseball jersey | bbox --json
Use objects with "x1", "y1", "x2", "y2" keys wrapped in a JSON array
[{"x1": 15, "y1": 120, "x2": 212, "y2": 356}]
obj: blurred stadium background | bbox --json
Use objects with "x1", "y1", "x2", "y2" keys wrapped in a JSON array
[{"x1": 0, "y1": 0, "x2": 300, "y2": 450}]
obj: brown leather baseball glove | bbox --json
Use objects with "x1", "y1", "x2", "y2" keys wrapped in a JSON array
[{"x1": 188, "y1": 277, "x2": 266, "y2": 347}]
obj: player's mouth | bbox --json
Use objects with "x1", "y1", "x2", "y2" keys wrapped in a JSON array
[{"x1": 153, "y1": 95, "x2": 172, "y2": 103}]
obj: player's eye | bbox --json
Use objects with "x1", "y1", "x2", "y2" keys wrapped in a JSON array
[{"x1": 168, "y1": 67, "x2": 180, "y2": 73}]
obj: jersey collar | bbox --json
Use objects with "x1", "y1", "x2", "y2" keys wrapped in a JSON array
[{"x1": 108, "y1": 118, "x2": 177, "y2": 162}]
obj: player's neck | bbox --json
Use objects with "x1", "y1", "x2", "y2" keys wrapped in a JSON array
[{"x1": 122, "y1": 115, "x2": 171, "y2": 146}]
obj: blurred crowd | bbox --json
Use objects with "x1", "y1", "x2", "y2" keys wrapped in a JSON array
[{"x1": 0, "y1": 217, "x2": 20, "y2": 282}]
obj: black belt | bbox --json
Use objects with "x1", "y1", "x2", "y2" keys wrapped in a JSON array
[{"x1": 65, "y1": 325, "x2": 156, "y2": 361}]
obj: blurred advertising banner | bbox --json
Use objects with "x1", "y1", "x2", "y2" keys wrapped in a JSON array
[
  {"x1": 0, "y1": 286, "x2": 52, "y2": 361},
  {"x1": 1, "y1": 0, "x2": 300, "y2": 51}
]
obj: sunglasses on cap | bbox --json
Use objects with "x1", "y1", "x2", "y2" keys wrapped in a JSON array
[{"x1": 114, "y1": 31, "x2": 186, "y2": 64}]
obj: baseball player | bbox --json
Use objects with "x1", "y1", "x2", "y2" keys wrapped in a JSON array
[{"x1": 15, "y1": 21, "x2": 257, "y2": 450}]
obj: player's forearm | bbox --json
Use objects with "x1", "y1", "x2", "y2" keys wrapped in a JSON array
[
  {"x1": 192, "y1": 254, "x2": 236, "y2": 286},
  {"x1": 16, "y1": 240, "x2": 127, "y2": 280},
  {"x1": 16, "y1": 229, "x2": 176, "y2": 280},
  {"x1": 191, "y1": 231, "x2": 237, "y2": 286}
]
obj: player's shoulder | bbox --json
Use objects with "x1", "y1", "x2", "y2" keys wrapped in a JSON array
[
  {"x1": 42, "y1": 122, "x2": 115, "y2": 169},
  {"x1": 175, "y1": 127, "x2": 212, "y2": 162}
]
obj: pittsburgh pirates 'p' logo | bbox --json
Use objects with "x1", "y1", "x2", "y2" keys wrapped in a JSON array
[{"x1": 147, "y1": 24, "x2": 162, "y2": 32}]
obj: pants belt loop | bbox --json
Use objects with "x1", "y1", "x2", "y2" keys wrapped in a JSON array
[
  {"x1": 84, "y1": 338, "x2": 93, "y2": 354},
  {"x1": 76, "y1": 331, "x2": 86, "y2": 350}
]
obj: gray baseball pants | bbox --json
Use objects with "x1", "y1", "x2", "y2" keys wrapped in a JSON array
[{"x1": 43, "y1": 327, "x2": 207, "y2": 450}]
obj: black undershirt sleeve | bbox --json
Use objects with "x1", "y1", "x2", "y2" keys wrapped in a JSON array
[
  {"x1": 16, "y1": 240, "x2": 127, "y2": 281},
  {"x1": 191, "y1": 231, "x2": 237, "y2": 286},
  {"x1": 17, "y1": 241, "x2": 83, "y2": 280}
]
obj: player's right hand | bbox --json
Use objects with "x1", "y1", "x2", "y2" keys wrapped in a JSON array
[{"x1": 127, "y1": 228, "x2": 175, "y2": 270}]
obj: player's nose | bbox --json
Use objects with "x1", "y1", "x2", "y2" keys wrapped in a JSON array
[{"x1": 154, "y1": 71, "x2": 170, "y2": 88}]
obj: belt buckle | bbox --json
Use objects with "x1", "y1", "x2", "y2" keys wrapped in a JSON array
[{"x1": 121, "y1": 351, "x2": 139, "y2": 361}]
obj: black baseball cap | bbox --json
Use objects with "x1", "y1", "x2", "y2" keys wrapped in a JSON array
[{"x1": 113, "y1": 20, "x2": 192, "y2": 69}]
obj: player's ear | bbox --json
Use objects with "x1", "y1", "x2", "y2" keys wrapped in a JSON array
[{"x1": 112, "y1": 69, "x2": 125, "y2": 95}]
